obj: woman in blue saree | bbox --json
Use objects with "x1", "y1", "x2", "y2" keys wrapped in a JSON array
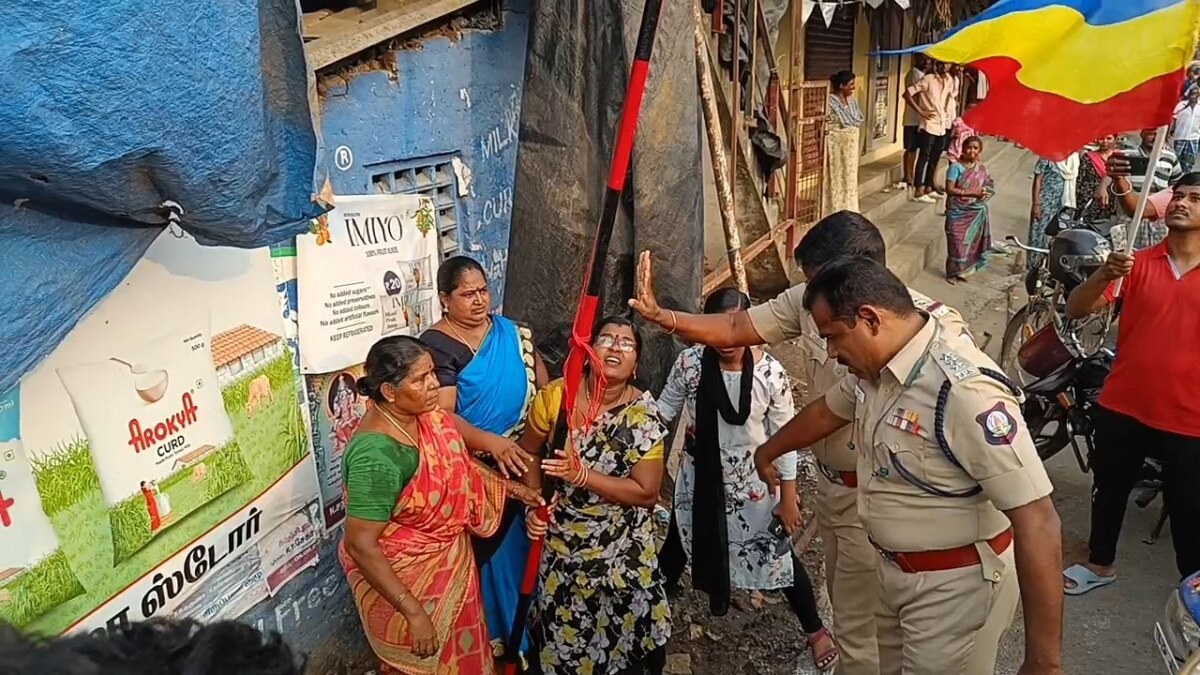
[{"x1": 421, "y1": 256, "x2": 548, "y2": 669}]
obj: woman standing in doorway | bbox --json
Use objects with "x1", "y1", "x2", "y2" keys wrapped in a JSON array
[{"x1": 824, "y1": 70, "x2": 864, "y2": 214}]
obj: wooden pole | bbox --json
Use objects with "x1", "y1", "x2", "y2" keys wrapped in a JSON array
[{"x1": 694, "y1": 1, "x2": 749, "y2": 294}]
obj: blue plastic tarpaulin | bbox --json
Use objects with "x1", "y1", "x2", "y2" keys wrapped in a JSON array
[{"x1": 0, "y1": 0, "x2": 321, "y2": 394}]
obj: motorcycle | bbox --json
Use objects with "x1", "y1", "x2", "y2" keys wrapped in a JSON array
[
  {"x1": 1155, "y1": 571, "x2": 1200, "y2": 673},
  {"x1": 1000, "y1": 216, "x2": 1166, "y2": 544}
]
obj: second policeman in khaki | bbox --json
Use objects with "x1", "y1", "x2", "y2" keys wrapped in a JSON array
[
  {"x1": 753, "y1": 258, "x2": 1063, "y2": 675},
  {"x1": 629, "y1": 211, "x2": 975, "y2": 675}
]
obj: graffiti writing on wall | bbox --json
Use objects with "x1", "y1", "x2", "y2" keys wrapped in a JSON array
[
  {"x1": 479, "y1": 89, "x2": 520, "y2": 161},
  {"x1": 478, "y1": 188, "x2": 513, "y2": 231}
]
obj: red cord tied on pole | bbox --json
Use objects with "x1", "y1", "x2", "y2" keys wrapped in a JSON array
[
  {"x1": 561, "y1": 292, "x2": 608, "y2": 433},
  {"x1": 501, "y1": 1, "x2": 664, "y2": 670}
]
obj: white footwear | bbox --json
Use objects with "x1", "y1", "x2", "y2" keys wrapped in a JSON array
[
  {"x1": 933, "y1": 191, "x2": 946, "y2": 200},
  {"x1": 892, "y1": 181, "x2": 908, "y2": 190},
  {"x1": 915, "y1": 194, "x2": 937, "y2": 204}
]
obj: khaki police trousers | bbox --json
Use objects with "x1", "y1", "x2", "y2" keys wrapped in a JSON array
[
  {"x1": 876, "y1": 544, "x2": 1019, "y2": 675},
  {"x1": 815, "y1": 472, "x2": 880, "y2": 675}
]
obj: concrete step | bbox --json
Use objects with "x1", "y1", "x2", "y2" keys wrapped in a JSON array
[
  {"x1": 858, "y1": 152, "x2": 906, "y2": 199},
  {"x1": 880, "y1": 142, "x2": 1031, "y2": 285}
]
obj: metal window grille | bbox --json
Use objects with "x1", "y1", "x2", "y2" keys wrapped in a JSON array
[{"x1": 368, "y1": 157, "x2": 463, "y2": 258}]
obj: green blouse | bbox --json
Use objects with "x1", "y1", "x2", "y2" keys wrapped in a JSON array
[{"x1": 342, "y1": 432, "x2": 420, "y2": 522}]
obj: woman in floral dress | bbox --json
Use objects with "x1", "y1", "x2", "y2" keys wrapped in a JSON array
[
  {"x1": 522, "y1": 317, "x2": 670, "y2": 675},
  {"x1": 656, "y1": 289, "x2": 838, "y2": 672}
]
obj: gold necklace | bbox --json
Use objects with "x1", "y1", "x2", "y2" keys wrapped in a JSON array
[
  {"x1": 444, "y1": 317, "x2": 491, "y2": 355},
  {"x1": 583, "y1": 380, "x2": 631, "y2": 414},
  {"x1": 377, "y1": 407, "x2": 419, "y2": 448}
]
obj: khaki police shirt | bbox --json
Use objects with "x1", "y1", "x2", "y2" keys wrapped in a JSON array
[
  {"x1": 747, "y1": 283, "x2": 974, "y2": 472},
  {"x1": 822, "y1": 318, "x2": 1053, "y2": 552}
]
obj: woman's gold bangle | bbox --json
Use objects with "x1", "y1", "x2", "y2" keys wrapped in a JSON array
[
  {"x1": 666, "y1": 310, "x2": 678, "y2": 335},
  {"x1": 393, "y1": 589, "x2": 409, "y2": 609}
]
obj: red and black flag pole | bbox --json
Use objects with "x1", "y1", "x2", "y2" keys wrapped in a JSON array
[{"x1": 502, "y1": 0, "x2": 665, "y2": 671}]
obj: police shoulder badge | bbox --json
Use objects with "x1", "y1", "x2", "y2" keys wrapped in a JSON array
[{"x1": 975, "y1": 402, "x2": 1018, "y2": 446}]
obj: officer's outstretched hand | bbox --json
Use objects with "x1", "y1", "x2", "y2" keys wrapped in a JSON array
[
  {"x1": 628, "y1": 250, "x2": 664, "y2": 324},
  {"x1": 753, "y1": 447, "x2": 779, "y2": 497}
]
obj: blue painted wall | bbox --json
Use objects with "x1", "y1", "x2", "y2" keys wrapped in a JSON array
[
  {"x1": 317, "y1": 1, "x2": 529, "y2": 307},
  {"x1": 239, "y1": 7, "x2": 530, "y2": 670}
]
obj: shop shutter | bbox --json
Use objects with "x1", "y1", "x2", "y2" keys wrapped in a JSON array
[{"x1": 804, "y1": 5, "x2": 857, "y2": 82}]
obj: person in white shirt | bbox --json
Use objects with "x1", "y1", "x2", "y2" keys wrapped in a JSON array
[
  {"x1": 1174, "y1": 87, "x2": 1200, "y2": 172},
  {"x1": 903, "y1": 60, "x2": 956, "y2": 203}
]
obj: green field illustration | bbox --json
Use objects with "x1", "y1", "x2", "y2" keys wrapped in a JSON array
[
  {"x1": 108, "y1": 442, "x2": 254, "y2": 563},
  {"x1": 25, "y1": 349, "x2": 308, "y2": 635},
  {"x1": 0, "y1": 550, "x2": 86, "y2": 628}
]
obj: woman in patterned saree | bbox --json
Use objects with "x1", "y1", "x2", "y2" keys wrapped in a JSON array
[
  {"x1": 522, "y1": 317, "x2": 671, "y2": 675},
  {"x1": 656, "y1": 289, "x2": 838, "y2": 672},
  {"x1": 421, "y1": 255, "x2": 548, "y2": 665},
  {"x1": 339, "y1": 336, "x2": 543, "y2": 674},
  {"x1": 944, "y1": 136, "x2": 995, "y2": 283}
]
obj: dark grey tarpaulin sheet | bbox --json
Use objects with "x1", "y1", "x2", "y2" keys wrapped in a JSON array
[{"x1": 505, "y1": 0, "x2": 704, "y2": 391}]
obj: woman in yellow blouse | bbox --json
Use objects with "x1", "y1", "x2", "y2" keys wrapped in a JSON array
[{"x1": 521, "y1": 317, "x2": 671, "y2": 675}]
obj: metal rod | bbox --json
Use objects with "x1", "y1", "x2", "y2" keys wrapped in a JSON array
[{"x1": 695, "y1": 0, "x2": 749, "y2": 294}]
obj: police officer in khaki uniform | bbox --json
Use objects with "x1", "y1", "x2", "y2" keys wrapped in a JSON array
[
  {"x1": 629, "y1": 211, "x2": 972, "y2": 675},
  {"x1": 754, "y1": 257, "x2": 1063, "y2": 675}
]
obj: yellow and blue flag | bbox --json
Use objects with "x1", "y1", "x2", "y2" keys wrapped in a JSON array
[{"x1": 913, "y1": 0, "x2": 1200, "y2": 160}]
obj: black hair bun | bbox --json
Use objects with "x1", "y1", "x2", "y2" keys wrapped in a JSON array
[{"x1": 356, "y1": 376, "x2": 373, "y2": 397}]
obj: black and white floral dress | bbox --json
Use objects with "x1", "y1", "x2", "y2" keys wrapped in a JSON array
[
  {"x1": 527, "y1": 381, "x2": 671, "y2": 674},
  {"x1": 658, "y1": 347, "x2": 798, "y2": 590}
]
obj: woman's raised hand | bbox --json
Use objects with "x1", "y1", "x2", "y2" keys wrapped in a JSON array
[{"x1": 627, "y1": 250, "x2": 663, "y2": 324}]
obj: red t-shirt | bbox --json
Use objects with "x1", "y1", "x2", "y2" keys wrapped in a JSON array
[{"x1": 1100, "y1": 242, "x2": 1200, "y2": 437}]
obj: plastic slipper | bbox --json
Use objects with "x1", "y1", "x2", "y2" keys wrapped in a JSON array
[{"x1": 1063, "y1": 563, "x2": 1116, "y2": 596}]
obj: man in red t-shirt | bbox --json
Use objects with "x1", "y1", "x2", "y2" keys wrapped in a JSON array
[{"x1": 1061, "y1": 172, "x2": 1200, "y2": 595}]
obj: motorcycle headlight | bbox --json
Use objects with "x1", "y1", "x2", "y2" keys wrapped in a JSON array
[{"x1": 1165, "y1": 589, "x2": 1200, "y2": 660}]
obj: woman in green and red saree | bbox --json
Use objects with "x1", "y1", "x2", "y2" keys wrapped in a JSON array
[
  {"x1": 420, "y1": 255, "x2": 549, "y2": 666},
  {"x1": 339, "y1": 336, "x2": 543, "y2": 674}
]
